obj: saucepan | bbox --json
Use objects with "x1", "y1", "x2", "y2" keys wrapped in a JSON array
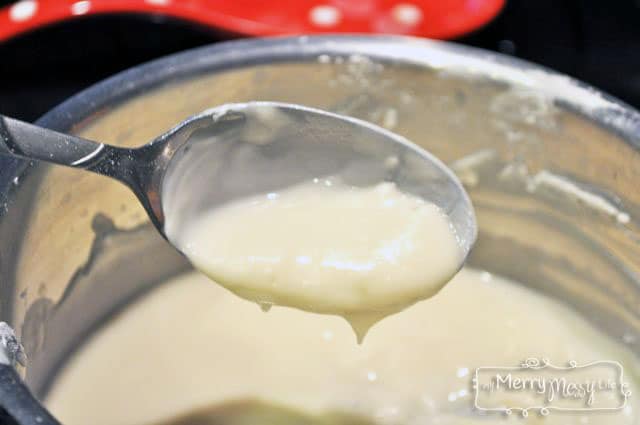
[{"x1": 0, "y1": 35, "x2": 638, "y2": 425}]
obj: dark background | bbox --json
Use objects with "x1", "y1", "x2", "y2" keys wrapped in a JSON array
[{"x1": 1, "y1": 0, "x2": 639, "y2": 122}]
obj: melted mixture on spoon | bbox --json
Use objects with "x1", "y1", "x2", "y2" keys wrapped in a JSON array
[{"x1": 169, "y1": 179, "x2": 462, "y2": 341}]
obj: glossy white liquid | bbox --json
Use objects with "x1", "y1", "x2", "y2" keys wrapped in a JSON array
[
  {"x1": 168, "y1": 180, "x2": 463, "y2": 341},
  {"x1": 45, "y1": 269, "x2": 639, "y2": 425}
]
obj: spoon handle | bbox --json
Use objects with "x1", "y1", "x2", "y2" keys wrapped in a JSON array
[
  {"x1": 0, "y1": 115, "x2": 165, "y2": 229},
  {"x1": 0, "y1": 115, "x2": 125, "y2": 171}
]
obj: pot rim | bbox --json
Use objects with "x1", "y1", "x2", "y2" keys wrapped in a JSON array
[{"x1": 35, "y1": 35, "x2": 640, "y2": 140}]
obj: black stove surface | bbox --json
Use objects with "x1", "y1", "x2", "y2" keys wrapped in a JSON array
[{"x1": 1, "y1": 0, "x2": 639, "y2": 121}]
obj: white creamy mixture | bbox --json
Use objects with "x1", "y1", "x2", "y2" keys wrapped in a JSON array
[
  {"x1": 45, "y1": 269, "x2": 639, "y2": 425},
  {"x1": 168, "y1": 180, "x2": 463, "y2": 341}
]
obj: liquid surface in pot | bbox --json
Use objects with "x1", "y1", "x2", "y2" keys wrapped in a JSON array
[
  {"x1": 45, "y1": 268, "x2": 639, "y2": 425},
  {"x1": 168, "y1": 179, "x2": 462, "y2": 342}
]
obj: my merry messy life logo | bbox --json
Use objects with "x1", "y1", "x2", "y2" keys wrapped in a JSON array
[{"x1": 473, "y1": 358, "x2": 632, "y2": 417}]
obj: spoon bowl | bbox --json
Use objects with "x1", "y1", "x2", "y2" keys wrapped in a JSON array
[{"x1": 0, "y1": 101, "x2": 476, "y2": 259}]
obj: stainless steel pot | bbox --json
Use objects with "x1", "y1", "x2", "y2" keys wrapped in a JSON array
[{"x1": 0, "y1": 35, "x2": 638, "y2": 425}]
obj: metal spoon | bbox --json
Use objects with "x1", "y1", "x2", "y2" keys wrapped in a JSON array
[{"x1": 0, "y1": 101, "x2": 477, "y2": 259}]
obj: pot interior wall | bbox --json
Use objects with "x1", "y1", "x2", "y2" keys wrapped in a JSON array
[{"x1": 0, "y1": 40, "x2": 637, "y2": 399}]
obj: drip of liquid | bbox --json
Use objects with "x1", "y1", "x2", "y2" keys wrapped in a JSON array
[
  {"x1": 344, "y1": 311, "x2": 390, "y2": 344},
  {"x1": 168, "y1": 180, "x2": 463, "y2": 342},
  {"x1": 259, "y1": 301, "x2": 273, "y2": 312}
]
